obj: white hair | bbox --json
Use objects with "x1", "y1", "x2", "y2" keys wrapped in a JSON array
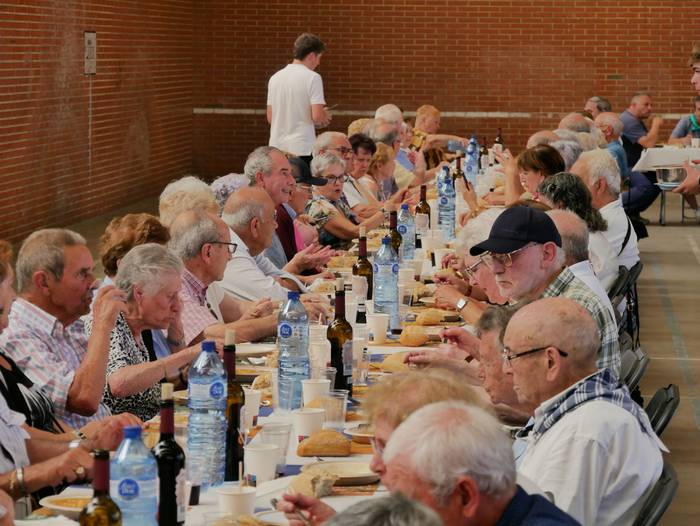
[
  {"x1": 383, "y1": 401, "x2": 516, "y2": 504},
  {"x1": 168, "y1": 210, "x2": 220, "y2": 261},
  {"x1": 324, "y1": 493, "x2": 442, "y2": 526},
  {"x1": 595, "y1": 112, "x2": 624, "y2": 137},
  {"x1": 221, "y1": 200, "x2": 265, "y2": 230},
  {"x1": 243, "y1": 146, "x2": 282, "y2": 185},
  {"x1": 160, "y1": 175, "x2": 210, "y2": 201},
  {"x1": 374, "y1": 104, "x2": 403, "y2": 125},
  {"x1": 158, "y1": 176, "x2": 219, "y2": 227},
  {"x1": 455, "y1": 208, "x2": 504, "y2": 254},
  {"x1": 547, "y1": 210, "x2": 590, "y2": 265},
  {"x1": 312, "y1": 131, "x2": 347, "y2": 158},
  {"x1": 576, "y1": 132, "x2": 597, "y2": 151},
  {"x1": 310, "y1": 152, "x2": 346, "y2": 179},
  {"x1": 578, "y1": 149, "x2": 621, "y2": 196},
  {"x1": 553, "y1": 129, "x2": 580, "y2": 144},
  {"x1": 550, "y1": 140, "x2": 583, "y2": 170},
  {"x1": 115, "y1": 243, "x2": 182, "y2": 300}
]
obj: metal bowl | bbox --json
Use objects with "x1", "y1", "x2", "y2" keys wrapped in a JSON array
[{"x1": 655, "y1": 166, "x2": 687, "y2": 183}]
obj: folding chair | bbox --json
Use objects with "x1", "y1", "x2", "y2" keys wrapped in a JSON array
[
  {"x1": 645, "y1": 384, "x2": 680, "y2": 438},
  {"x1": 619, "y1": 333, "x2": 650, "y2": 396},
  {"x1": 632, "y1": 458, "x2": 679, "y2": 526},
  {"x1": 608, "y1": 265, "x2": 630, "y2": 303}
]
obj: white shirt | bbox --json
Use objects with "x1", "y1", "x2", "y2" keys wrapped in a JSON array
[
  {"x1": 0, "y1": 394, "x2": 30, "y2": 475},
  {"x1": 599, "y1": 197, "x2": 640, "y2": 269},
  {"x1": 587, "y1": 231, "x2": 619, "y2": 291},
  {"x1": 267, "y1": 63, "x2": 325, "y2": 156},
  {"x1": 218, "y1": 229, "x2": 307, "y2": 301},
  {"x1": 568, "y1": 261, "x2": 615, "y2": 320},
  {"x1": 518, "y1": 397, "x2": 665, "y2": 526},
  {"x1": 343, "y1": 177, "x2": 369, "y2": 208}
]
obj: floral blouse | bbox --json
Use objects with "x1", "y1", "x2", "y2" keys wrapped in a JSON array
[
  {"x1": 305, "y1": 195, "x2": 357, "y2": 250},
  {"x1": 85, "y1": 312, "x2": 161, "y2": 421}
]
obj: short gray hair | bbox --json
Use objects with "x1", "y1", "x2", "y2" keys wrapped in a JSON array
[
  {"x1": 159, "y1": 176, "x2": 219, "y2": 227},
  {"x1": 475, "y1": 304, "x2": 521, "y2": 341},
  {"x1": 547, "y1": 209, "x2": 590, "y2": 265},
  {"x1": 384, "y1": 401, "x2": 516, "y2": 504},
  {"x1": 595, "y1": 112, "x2": 624, "y2": 137},
  {"x1": 16, "y1": 229, "x2": 87, "y2": 293},
  {"x1": 587, "y1": 96, "x2": 612, "y2": 113},
  {"x1": 243, "y1": 146, "x2": 282, "y2": 185},
  {"x1": 553, "y1": 129, "x2": 580, "y2": 144},
  {"x1": 168, "y1": 210, "x2": 220, "y2": 261},
  {"x1": 115, "y1": 243, "x2": 182, "y2": 300},
  {"x1": 310, "y1": 152, "x2": 346, "y2": 179},
  {"x1": 366, "y1": 120, "x2": 398, "y2": 146},
  {"x1": 221, "y1": 200, "x2": 266, "y2": 230},
  {"x1": 550, "y1": 140, "x2": 583, "y2": 170},
  {"x1": 578, "y1": 149, "x2": 621, "y2": 196},
  {"x1": 374, "y1": 104, "x2": 403, "y2": 125},
  {"x1": 312, "y1": 131, "x2": 347, "y2": 158},
  {"x1": 324, "y1": 493, "x2": 442, "y2": 526}
]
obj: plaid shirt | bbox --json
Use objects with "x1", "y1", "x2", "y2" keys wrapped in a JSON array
[
  {"x1": 179, "y1": 268, "x2": 219, "y2": 346},
  {"x1": 541, "y1": 267, "x2": 620, "y2": 376},
  {"x1": 0, "y1": 298, "x2": 111, "y2": 428}
]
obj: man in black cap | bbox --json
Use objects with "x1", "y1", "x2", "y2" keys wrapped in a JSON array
[{"x1": 470, "y1": 206, "x2": 620, "y2": 375}]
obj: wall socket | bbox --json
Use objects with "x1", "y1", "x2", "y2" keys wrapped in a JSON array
[{"x1": 84, "y1": 31, "x2": 96, "y2": 75}]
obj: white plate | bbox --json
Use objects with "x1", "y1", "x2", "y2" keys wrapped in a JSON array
[
  {"x1": 346, "y1": 423, "x2": 374, "y2": 444},
  {"x1": 236, "y1": 342, "x2": 277, "y2": 357},
  {"x1": 254, "y1": 509, "x2": 287, "y2": 525},
  {"x1": 302, "y1": 461, "x2": 379, "y2": 486},
  {"x1": 39, "y1": 491, "x2": 93, "y2": 520},
  {"x1": 417, "y1": 296, "x2": 436, "y2": 305}
]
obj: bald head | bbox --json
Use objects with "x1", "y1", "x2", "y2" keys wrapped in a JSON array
[
  {"x1": 222, "y1": 186, "x2": 277, "y2": 255},
  {"x1": 594, "y1": 112, "x2": 623, "y2": 142},
  {"x1": 558, "y1": 113, "x2": 592, "y2": 133},
  {"x1": 546, "y1": 210, "x2": 590, "y2": 265},
  {"x1": 526, "y1": 130, "x2": 559, "y2": 149}
]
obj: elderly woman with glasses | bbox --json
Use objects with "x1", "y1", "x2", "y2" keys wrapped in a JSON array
[
  {"x1": 305, "y1": 153, "x2": 388, "y2": 249},
  {"x1": 85, "y1": 243, "x2": 201, "y2": 421}
]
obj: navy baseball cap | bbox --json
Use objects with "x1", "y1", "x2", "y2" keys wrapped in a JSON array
[
  {"x1": 470, "y1": 206, "x2": 562, "y2": 256},
  {"x1": 289, "y1": 157, "x2": 327, "y2": 186}
]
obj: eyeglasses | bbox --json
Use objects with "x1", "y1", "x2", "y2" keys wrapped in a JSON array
[
  {"x1": 329, "y1": 146, "x2": 354, "y2": 156},
  {"x1": 501, "y1": 345, "x2": 568, "y2": 366},
  {"x1": 209, "y1": 241, "x2": 238, "y2": 255},
  {"x1": 481, "y1": 244, "x2": 535, "y2": 270},
  {"x1": 464, "y1": 258, "x2": 484, "y2": 279},
  {"x1": 324, "y1": 175, "x2": 345, "y2": 184}
]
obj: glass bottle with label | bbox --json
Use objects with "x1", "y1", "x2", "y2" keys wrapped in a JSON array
[{"x1": 327, "y1": 278, "x2": 353, "y2": 393}]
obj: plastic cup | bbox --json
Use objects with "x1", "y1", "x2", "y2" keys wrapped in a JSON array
[
  {"x1": 243, "y1": 443, "x2": 279, "y2": 486},
  {"x1": 352, "y1": 343, "x2": 370, "y2": 386},
  {"x1": 428, "y1": 200, "x2": 438, "y2": 229},
  {"x1": 692, "y1": 138, "x2": 700, "y2": 148},
  {"x1": 216, "y1": 485, "x2": 257, "y2": 517},
  {"x1": 320, "y1": 390, "x2": 349, "y2": 431},
  {"x1": 367, "y1": 313, "x2": 390, "y2": 344},
  {"x1": 411, "y1": 253, "x2": 425, "y2": 280},
  {"x1": 398, "y1": 267, "x2": 414, "y2": 284},
  {"x1": 302, "y1": 378, "x2": 331, "y2": 405},
  {"x1": 204, "y1": 512, "x2": 238, "y2": 525},
  {"x1": 366, "y1": 299, "x2": 374, "y2": 314},
  {"x1": 345, "y1": 301, "x2": 358, "y2": 325},
  {"x1": 242, "y1": 388, "x2": 262, "y2": 430},
  {"x1": 351, "y1": 275, "x2": 368, "y2": 300},
  {"x1": 260, "y1": 422, "x2": 293, "y2": 474},
  {"x1": 292, "y1": 408, "x2": 325, "y2": 442}
]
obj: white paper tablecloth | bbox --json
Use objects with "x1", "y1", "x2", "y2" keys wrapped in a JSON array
[{"x1": 632, "y1": 147, "x2": 700, "y2": 171}]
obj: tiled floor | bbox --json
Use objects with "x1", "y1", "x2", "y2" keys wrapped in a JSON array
[{"x1": 65, "y1": 193, "x2": 698, "y2": 524}]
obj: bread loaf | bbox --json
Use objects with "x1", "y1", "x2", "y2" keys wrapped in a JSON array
[
  {"x1": 415, "y1": 308, "x2": 444, "y2": 326},
  {"x1": 288, "y1": 467, "x2": 338, "y2": 497},
  {"x1": 380, "y1": 352, "x2": 410, "y2": 373},
  {"x1": 297, "y1": 429, "x2": 351, "y2": 457}
]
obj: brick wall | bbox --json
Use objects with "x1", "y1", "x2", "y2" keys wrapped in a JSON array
[
  {"x1": 2, "y1": 1, "x2": 699, "y2": 241},
  {"x1": 0, "y1": 1, "x2": 194, "y2": 242},
  {"x1": 192, "y1": 0, "x2": 700, "y2": 178}
]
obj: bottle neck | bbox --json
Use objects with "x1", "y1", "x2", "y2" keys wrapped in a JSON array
[
  {"x1": 335, "y1": 290, "x2": 345, "y2": 319},
  {"x1": 93, "y1": 456, "x2": 110, "y2": 494},
  {"x1": 160, "y1": 400, "x2": 175, "y2": 437},
  {"x1": 224, "y1": 346, "x2": 236, "y2": 379},
  {"x1": 358, "y1": 237, "x2": 367, "y2": 257},
  {"x1": 420, "y1": 185, "x2": 427, "y2": 201},
  {"x1": 456, "y1": 157, "x2": 461, "y2": 171},
  {"x1": 389, "y1": 212, "x2": 397, "y2": 229}
]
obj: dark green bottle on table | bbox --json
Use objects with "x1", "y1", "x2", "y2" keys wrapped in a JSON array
[
  {"x1": 79, "y1": 450, "x2": 122, "y2": 526},
  {"x1": 352, "y1": 226, "x2": 373, "y2": 300}
]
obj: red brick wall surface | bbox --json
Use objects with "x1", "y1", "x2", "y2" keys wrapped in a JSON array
[{"x1": 2, "y1": 1, "x2": 699, "y2": 241}]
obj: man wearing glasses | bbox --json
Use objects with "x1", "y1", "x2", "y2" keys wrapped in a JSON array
[
  {"x1": 503, "y1": 297, "x2": 665, "y2": 525},
  {"x1": 469, "y1": 206, "x2": 620, "y2": 375}
]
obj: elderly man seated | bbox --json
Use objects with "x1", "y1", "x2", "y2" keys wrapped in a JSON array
[
  {"x1": 571, "y1": 150, "x2": 640, "y2": 269},
  {"x1": 168, "y1": 209, "x2": 278, "y2": 346},
  {"x1": 504, "y1": 297, "x2": 666, "y2": 524}
]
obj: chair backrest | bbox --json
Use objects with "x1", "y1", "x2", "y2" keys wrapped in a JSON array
[
  {"x1": 645, "y1": 384, "x2": 680, "y2": 437},
  {"x1": 618, "y1": 334, "x2": 650, "y2": 392},
  {"x1": 632, "y1": 458, "x2": 679, "y2": 526},
  {"x1": 608, "y1": 265, "x2": 630, "y2": 301},
  {"x1": 627, "y1": 260, "x2": 644, "y2": 287}
]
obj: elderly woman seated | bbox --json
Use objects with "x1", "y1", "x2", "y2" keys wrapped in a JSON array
[
  {"x1": 359, "y1": 142, "x2": 398, "y2": 201},
  {"x1": 86, "y1": 243, "x2": 200, "y2": 421},
  {"x1": 305, "y1": 153, "x2": 387, "y2": 250}
]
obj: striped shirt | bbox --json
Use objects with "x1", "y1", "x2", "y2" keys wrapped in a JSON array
[{"x1": 0, "y1": 298, "x2": 111, "y2": 428}]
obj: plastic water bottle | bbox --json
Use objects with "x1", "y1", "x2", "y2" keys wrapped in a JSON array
[
  {"x1": 397, "y1": 203, "x2": 416, "y2": 260},
  {"x1": 437, "y1": 165, "x2": 456, "y2": 241},
  {"x1": 188, "y1": 340, "x2": 226, "y2": 489},
  {"x1": 465, "y1": 135, "x2": 479, "y2": 187},
  {"x1": 110, "y1": 426, "x2": 157, "y2": 526},
  {"x1": 277, "y1": 291, "x2": 310, "y2": 411},
  {"x1": 373, "y1": 236, "x2": 400, "y2": 331}
]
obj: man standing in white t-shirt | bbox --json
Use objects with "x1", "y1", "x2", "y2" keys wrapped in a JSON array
[{"x1": 267, "y1": 33, "x2": 331, "y2": 163}]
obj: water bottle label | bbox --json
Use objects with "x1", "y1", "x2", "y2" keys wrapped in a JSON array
[
  {"x1": 392, "y1": 263, "x2": 399, "y2": 274},
  {"x1": 111, "y1": 477, "x2": 157, "y2": 501},
  {"x1": 189, "y1": 381, "x2": 225, "y2": 400},
  {"x1": 342, "y1": 340, "x2": 353, "y2": 378},
  {"x1": 439, "y1": 196, "x2": 448, "y2": 205},
  {"x1": 397, "y1": 225, "x2": 407, "y2": 235},
  {"x1": 278, "y1": 322, "x2": 293, "y2": 338},
  {"x1": 372, "y1": 263, "x2": 379, "y2": 273},
  {"x1": 176, "y1": 470, "x2": 187, "y2": 522}
]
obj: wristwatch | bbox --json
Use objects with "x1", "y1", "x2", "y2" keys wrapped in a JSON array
[{"x1": 456, "y1": 297, "x2": 469, "y2": 311}]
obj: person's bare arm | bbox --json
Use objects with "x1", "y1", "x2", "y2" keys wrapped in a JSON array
[
  {"x1": 266, "y1": 105, "x2": 273, "y2": 125},
  {"x1": 424, "y1": 134, "x2": 467, "y2": 149},
  {"x1": 203, "y1": 315, "x2": 277, "y2": 343},
  {"x1": 637, "y1": 116, "x2": 664, "y2": 148},
  {"x1": 68, "y1": 286, "x2": 126, "y2": 415},
  {"x1": 323, "y1": 210, "x2": 385, "y2": 240},
  {"x1": 668, "y1": 135, "x2": 690, "y2": 146},
  {"x1": 311, "y1": 104, "x2": 331, "y2": 127}
]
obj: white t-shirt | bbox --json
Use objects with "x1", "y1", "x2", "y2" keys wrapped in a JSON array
[
  {"x1": 267, "y1": 63, "x2": 325, "y2": 156},
  {"x1": 599, "y1": 197, "x2": 640, "y2": 269}
]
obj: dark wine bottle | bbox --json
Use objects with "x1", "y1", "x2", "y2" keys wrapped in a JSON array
[
  {"x1": 223, "y1": 330, "x2": 245, "y2": 482},
  {"x1": 352, "y1": 226, "x2": 373, "y2": 300},
  {"x1": 388, "y1": 210, "x2": 402, "y2": 257},
  {"x1": 327, "y1": 278, "x2": 353, "y2": 393},
  {"x1": 79, "y1": 450, "x2": 122, "y2": 526},
  {"x1": 494, "y1": 128, "x2": 504, "y2": 150},
  {"x1": 153, "y1": 383, "x2": 186, "y2": 526},
  {"x1": 454, "y1": 154, "x2": 465, "y2": 186},
  {"x1": 479, "y1": 137, "x2": 490, "y2": 170},
  {"x1": 415, "y1": 185, "x2": 431, "y2": 249}
]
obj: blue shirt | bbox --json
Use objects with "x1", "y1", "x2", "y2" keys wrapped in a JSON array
[
  {"x1": 495, "y1": 486, "x2": 580, "y2": 526},
  {"x1": 620, "y1": 110, "x2": 647, "y2": 168},
  {"x1": 606, "y1": 140, "x2": 630, "y2": 181},
  {"x1": 396, "y1": 148, "x2": 415, "y2": 171}
]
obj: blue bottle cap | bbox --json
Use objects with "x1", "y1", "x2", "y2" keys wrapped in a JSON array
[
  {"x1": 382, "y1": 236, "x2": 391, "y2": 245},
  {"x1": 123, "y1": 426, "x2": 141, "y2": 439},
  {"x1": 288, "y1": 291, "x2": 300, "y2": 300},
  {"x1": 201, "y1": 340, "x2": 216, "y2": 352},
  {"x1": 401, "y1": 203, "x2": 409, "y2": 210}
]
